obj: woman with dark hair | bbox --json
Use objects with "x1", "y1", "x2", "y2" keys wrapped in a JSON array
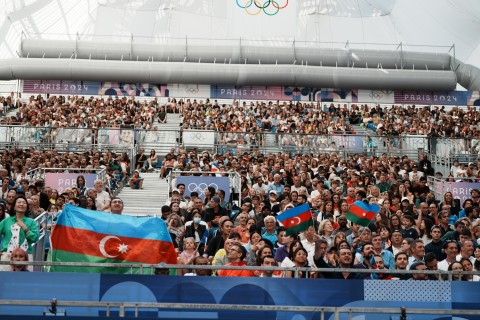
[
  {"x1": 448, "y1": 261, "x2": 465, "y2": 281},
  {"x1": 0, "y1": 202, "x2": 8, "y2": 222},
  {"x1": 184, "y1": 209, "x2": 208, "y2": 255},
  {"x1": 76, "y1": 175, "x2": 87, "y2": 196},
  {"x1": 281, "y1": 240, "x2": 304, "y2": 267},
  {"x1": 204, "y1": 186, "x2": 216, "y2": 206},
  {"x1": 286, "y1": 247, "x2": 316, "y2": 278},
  {"x1": 204, "y1": 218, "x2": 234, "y2": 261},
  {"x1": 0, "y1": 195, "x2": 39, "y2": 271}
]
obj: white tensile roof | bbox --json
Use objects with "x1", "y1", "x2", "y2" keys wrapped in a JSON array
[{"x1": 0, "y1": 0, "x2": 479, "y2": 68}]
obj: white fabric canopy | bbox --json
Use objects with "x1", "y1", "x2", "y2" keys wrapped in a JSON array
[{"x1": 0, "y1": 0, "x2": 479, "y2": 67}]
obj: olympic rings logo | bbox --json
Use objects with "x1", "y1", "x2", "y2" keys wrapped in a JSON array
[
  {"x1": 185, "y1": 87, "x2": 199, "y2": 94},
  {"x1": 189, "y1": 132, "x2": 207, "y2": 141},
  {"x1": 236, "y1": 0, "x2": 288, "y2": 16},
  {"x1": 187, "y1": 183, "x2": 219, "y2": 193}
]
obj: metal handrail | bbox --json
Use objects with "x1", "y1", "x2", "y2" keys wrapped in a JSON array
[
  {"x1": 1, "y1": 260, "x2": 477, "y2": 280},
  {"x1": 0, "y1": 300, "x2": 478, "y2": 318}
]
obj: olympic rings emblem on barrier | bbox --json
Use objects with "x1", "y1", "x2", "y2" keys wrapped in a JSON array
[
  {"x1": 189, "y1": 132, "x2": 207, "y2": 141},
  {"x1": 187, "y1": 183, "x2": 219, "y2": 193},
  {"x1": 236, "y1": 0, "x2": 288, "y2": 16},
  {"x1": 184, "y1": 87, "x2": 199, "y2": 94}
]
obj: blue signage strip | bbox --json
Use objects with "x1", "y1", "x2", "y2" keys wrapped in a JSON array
[{"x1": 0, "y1": 273, "x2": 479, "y2": 319}]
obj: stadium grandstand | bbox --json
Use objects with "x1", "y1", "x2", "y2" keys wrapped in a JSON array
[{"x1": 1, "y1": 1, "x2": 480, "y2": 319}]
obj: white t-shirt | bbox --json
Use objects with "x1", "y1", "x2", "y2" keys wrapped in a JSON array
[{"x1": 96, "y1": 190, "x2": 111, "y2": 211}]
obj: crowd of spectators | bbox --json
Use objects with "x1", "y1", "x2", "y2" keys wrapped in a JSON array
[
  {"x1": 158, "y1": 145, "x2": 480, "y2": 279},
  {"x1": 179, "y1": 99, "x2": 480, "y2": 139},
  {"x1": 1, "y1": 94, "x2": 480, "y2": 279},
  {"x1": 3, "y1": 94, "x2": 479, "y2": 141},
  {"x1": 0, "y1": 146, "x2": 132, "y2": 217}
]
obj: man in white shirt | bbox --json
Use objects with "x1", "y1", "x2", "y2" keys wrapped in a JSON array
[
  {"x1": 252, "y1": 176, "x2": 269, "y2": 198},
  {"x1": 456, "y1": 239, "x2": 475, "y2": 265},
  {"x1": 437, "y1": 241, "x2": 459, "y2": 271},
  {"x1": 93, "y1": 179, "x2": 111, "y2": 212}
]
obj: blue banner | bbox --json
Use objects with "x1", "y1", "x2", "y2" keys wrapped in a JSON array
[
  {"x1": 175, "y1": 176, "x2": 230, "y2": 201},
  {"x1": 1, "y1": 272, "x2": 479, "y2": 319}
]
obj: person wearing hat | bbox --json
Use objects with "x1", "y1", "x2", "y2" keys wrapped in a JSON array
[{"x1": 409, "y1": 164, "x2": 424, "y2": 182}]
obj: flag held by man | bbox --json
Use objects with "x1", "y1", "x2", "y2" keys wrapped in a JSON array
[
  {"x1": 347, "y1": 200, "x2": 381, "y2": 227},
  {"x1": 277, "y1": 203, "x2": 313, "y2": 236},
  {"x1": 49, "y1": 204, "x2": 177, "y2": 273}
]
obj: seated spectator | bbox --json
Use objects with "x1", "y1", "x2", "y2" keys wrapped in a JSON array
[
  {"x1": 10, "y1": 247, "x2": 29, "y2": 272},
  {"x1": 129, "y1": 170, "x2": 144, "y2": 189},
  {"x1": 217, "y1": 242, "x2": 254, "y2": 277}
]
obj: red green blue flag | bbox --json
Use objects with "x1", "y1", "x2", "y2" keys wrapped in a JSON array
[
  {"x1": 49, "y1": 204, "x2": 177, "y2": 273},
  {"x1": 347, "y1": 200, "x2": 381, "y2": 227},
  {"x1": 277, "y1": 203, "x2": 313, "y2": 236}
]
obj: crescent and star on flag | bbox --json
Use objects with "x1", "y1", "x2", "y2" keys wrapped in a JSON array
[
  {"x1": 99, "y1": 236, "x2": 129, "y2": 258},
  {"x1": 290, "y1": 216, "x2": 301, "y2": 226}
]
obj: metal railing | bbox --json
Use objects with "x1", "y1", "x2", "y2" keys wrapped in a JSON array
[
  {"x1": 31, "y1": 211, "x2": 51, "y2": 268},
  {"x1": 0, "y1": 300, "x2": 478, "y2": 319},
  {"x1": 2, "y1": 260, "x2": 478, "y2": 281},
  {"x1": 0, "y1": 124, "x2": 478, "y2": 158}
]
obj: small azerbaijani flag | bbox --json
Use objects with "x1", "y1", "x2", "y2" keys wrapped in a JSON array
[
  {"x1": 347, "y1": 200, "x2": 381, "y2": 227},
  {"x1": 49, "y1": 204, "x2": 177, "y2": 274},
  {"x1": 277, "y1": 203, "x2": 313, "y2": 236},
  {"x1": 211, "y1": 164, "x2": 222, "y2": 177}
]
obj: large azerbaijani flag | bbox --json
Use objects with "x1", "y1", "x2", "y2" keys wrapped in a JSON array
[
  {"x1": 277, "y1": 203, "x2": 313, "y2": 236},
  {"x1": 347, "y1": 200, "x2": 381, "y2": 227},
  {"x1": 49, "y1": 204, "x2": 177, "y2": 273}
]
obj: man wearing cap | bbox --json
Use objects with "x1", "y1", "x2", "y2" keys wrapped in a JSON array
[
  {"x1": 409, "y1": 164, "x2": 423, "y2": 182},
  {"x1": 268, "y1": 190, "x2": 279, "y2": 208}
]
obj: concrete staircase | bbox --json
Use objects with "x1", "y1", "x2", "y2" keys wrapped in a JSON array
[
  {"x1": 141, "y1": 112, "x2": 183, "y2": 155},
  {"x1": 119, "y1": 113, "x2": 183, "y2": 216},
  {"x1": 120, "y1": 172, "x2": 169, "y2": 217}
]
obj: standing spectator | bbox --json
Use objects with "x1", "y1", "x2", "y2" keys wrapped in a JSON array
[
  {"x1": 0, "y1": 195, "x2": 39, "y2": 271},
  {"x1": 93, "y1": 180, "x2": 110, "y2": 212}
]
